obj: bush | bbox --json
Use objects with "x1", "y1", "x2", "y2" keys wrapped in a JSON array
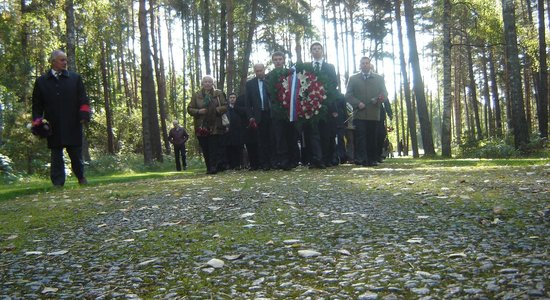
[
  {"x1": 457, "y1": 134, "x2": 549, "y2": 158},
  {"x1": 0, "y1": 153, "x2": 18, "y2": 183}
]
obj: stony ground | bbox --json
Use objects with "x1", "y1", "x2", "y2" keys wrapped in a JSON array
[{"x1": 1, "y1": 161, "x2": 549, "y2": 299}]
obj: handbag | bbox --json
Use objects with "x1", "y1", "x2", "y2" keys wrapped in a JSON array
[
  {"x1": 217, "y1": 96, "x2": 230, "y2": 127},
  {"x1": 221, "y1": 113, "x2": 230, "y2": 126}
]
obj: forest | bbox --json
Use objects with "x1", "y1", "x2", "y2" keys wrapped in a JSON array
[{"x1": 0, "y1": 0, "x2": 548, "y2": 181}]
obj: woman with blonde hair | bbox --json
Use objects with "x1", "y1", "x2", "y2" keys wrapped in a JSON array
[{"x1": 188, "y1": 75, "x2": 227, "y2": 174}]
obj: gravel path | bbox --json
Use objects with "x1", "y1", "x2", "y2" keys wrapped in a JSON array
[{"x1": 1, "y1": 163, "x2": 549, "y2": 299}]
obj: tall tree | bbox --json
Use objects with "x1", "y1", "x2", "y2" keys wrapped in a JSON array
[
  {"x1": 537, "y1": 0, "x2": 548, "y2": 138},
  {"x1": 395, "y1": 0, "x2": 418, "y2": 158},
  {"x1": 139, "y1": 0, "x2": 162, "y2": 164},
  {"x1": 238, "y1": 0, "x2": 258, "y2": 93},
  {"x1": 201, "y1": 0, "x2": 212, "y2": 75},
  {"x1": 441, "y1": 0, "x2": 452, "y2": 157},
  {"x1": 149, "y1": 1, "x2": 170, "y2": 154},
  {"x1": 488, "y1": 48, "x2": 503, "y2": 136},
  {"x1": 501, "y1": 0, "x2": 529, "y2": 149},
  {"x1": 100, "y1": 41, "x2": 115, "y2": 154},
  {"x1": 218, "y1": 0, "x2": 227, "y2": 91},
  {"x1": 226, "y1": 0, "x2": 235, "y2": 93},
  {"x1": 466, "y1": 40, "x2": 483, "y2": 140},
  {"x1": 403, "y1": 0, "x2": 435, "y2": 156}
]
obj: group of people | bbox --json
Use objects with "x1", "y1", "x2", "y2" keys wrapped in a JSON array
[
  {"x1": 31, "y1": 46, "x2": 394, "y2": 187},
  {"x1": 187, "y1": 42, "x2": 393, "y2": 174}
]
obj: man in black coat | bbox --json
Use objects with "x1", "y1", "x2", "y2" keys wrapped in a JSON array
[
  {"x1": 32, "y1": 49, "x2": 91, "y2": 187},
  {"x1": 245, "y1": 63, "x2": 272, "y2": 170}
]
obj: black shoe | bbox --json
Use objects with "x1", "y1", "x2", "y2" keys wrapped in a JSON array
[
  {"x1": 309, "y1": 162, "x2": 326, "y2": 169},
  {"x1": 368, "y1": 161, "x2": 379, "y2": 167},
  {"x1": 206, "y1": 169, "x2": 218, "y2": 174},
  {"x1": 78, "y1": 177, "x2": 88, "y2": 185}
]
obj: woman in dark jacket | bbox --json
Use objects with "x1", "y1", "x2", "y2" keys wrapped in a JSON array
[{"x1": 187, "y1": 75, "x2": 227, "y2": 174}]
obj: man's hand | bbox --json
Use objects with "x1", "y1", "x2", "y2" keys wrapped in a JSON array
[
  {"x1": 358, "y1": 102, "x2": 366, "y2": 110},
  {"x1": 199, "y1": 108, "x2": 208, "y2": 114}
]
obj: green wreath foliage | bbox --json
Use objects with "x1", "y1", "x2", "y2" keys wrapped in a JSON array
[{"x1": 266, "y1": 63, "x2": 338, "y2": 126}]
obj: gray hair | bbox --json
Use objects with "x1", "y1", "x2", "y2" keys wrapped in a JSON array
[{"x1": 49, "y1": 50, "x2": 66, "y2": 63}]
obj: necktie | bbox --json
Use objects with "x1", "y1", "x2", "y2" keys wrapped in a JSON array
[
  {"x1": 315, "y1": 62, "x2": 320, "y2": 72},
  {"x1": 259, "y1": 80, "x2": 265, "y2": 110},
  {"x1": 56, "y1": 71, "x2": 62, "y2": 78}
]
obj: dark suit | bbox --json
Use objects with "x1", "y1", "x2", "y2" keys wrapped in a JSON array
[
  {"x1": 245, "y1": 77, "x2": 272, "y2": 169},
  {"x1": 307, "y1": 60, "x2": 339, "y2": 167}
]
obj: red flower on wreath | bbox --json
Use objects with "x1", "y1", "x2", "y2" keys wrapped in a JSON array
[{"x1": 275, "y1": 69, "x2": 327, "y2": 120}]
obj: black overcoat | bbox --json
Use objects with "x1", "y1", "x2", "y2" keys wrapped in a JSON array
[{"x1": 32, "y1": 70, "x2": 89, "y2": 148}]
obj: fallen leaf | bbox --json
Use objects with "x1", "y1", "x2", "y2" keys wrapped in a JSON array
[
  {"x1": 223, "y1": 254, "x2": 244, "y2": 261},
  {"x1": 47, "y1": 250, "x2": 68, "y2": 256},
  {"x1": 298, "y1": 250, "x2": 321, "y2": 258},
  {"x1": 240, "y1": 212, "x2": 255, "y2": 218},
  {"x1": 448, "y1": 252, "x2": 467, "y2": 259},
  {"x1": 42, "y1": 287, "x2": 58, "y2": 294},
  {"x1": 337, "y1": 249, "x2": 351, "y2": 256},
  {"x1": 206, "y1": 258, "x2": 224, "y2": 268}
]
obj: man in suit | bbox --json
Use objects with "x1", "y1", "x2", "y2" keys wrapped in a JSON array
[
  {"x1": 267, "y1": 51, "x2": 299, "y2": 170},
  {"x1": 307, "y1": 42, "x2": 339, "y2": 168},
  {"x1": 32, "y1": 49, "x2": 91, "y2": 187},
  {"x1": 245, "y1": 63, "x2": 272, "y2": 170},
  {"x1": 346, "y1": 56, "x2": 388, "y2": 167}
]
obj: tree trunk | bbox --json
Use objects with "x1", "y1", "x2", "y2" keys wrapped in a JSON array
[
  {"x1": 64, "y1": 0, "x2": 76, "y2": 71},
  {"x1": 139, "y1": 0, "x2": 162, "y2": 164},
  {"x1": 331, "y1": 1, "x2": 340, "y2": 84},
  {"x1": 149, "y1": 3, "x2": 170, "y2": 155},
  {"x1": 202, "y1": 0, "x2": 211, "y2": 75},
  {"x1": 441, "y1": 0, "x2": 452, "y2": 157},
  {"x1": 219, "y1": 1, "x2": 227, "y2": 92},
  {"x1": 537, "y1": 0, "x2": 549, "y2": 138},
  {"x1": 453, "y1": 53, "x2": 462, "y2": 145},
  {"x1": 193, "y1": 8, "x2": 201, "y2": 87},
  {"x1": 502, "y1": 0, "x2": 529, "y2": 149},
  {"x1": 101, "y1": 41, "x2": 115, "y2": 154},
  {"x1": 226, "y1": 0, "x2": 235, "y2": 93},
  {"x1": 239, "y1": 0, "x2": 258, "y2": 93},
  {"x1": 488, "y1": 48, "x2": 503, "y2": 137},
  {"x1": 481, "y1": 48, "x2": 494, "y2": 137},
  {"x1": 395, "y1": 0, "x2": 418, "y2": 158},
  {"x1": 165, "y1": 9, "x2": 178, "y2": 118},
  {"x1": 403, "y1": 0, "x2": 435, "y2": 156},
  {"x1": 466, "y1": 40, "x2": 483, "y2": 140}
]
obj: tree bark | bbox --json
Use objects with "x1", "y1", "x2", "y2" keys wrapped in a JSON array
[
  {"x1": 441, "y1": 0, "x2": 452, "y2": 157},
  {"x1": 226, "y1": 0, "x2": 235, "y2": 93},
  {"x1": 239, "y1": 0, "x2": 258, "y2": 93},
  {"x1": 219, "y1": 1, "x2": 227, "y2": 92},
  {"x1": 481, "y1": 48, "x2": 494, "y2": 137},
  {"x1": 202, "y1": 0, "x2": 211, "y2": 75},
  {"x1": 403, "y1": 0, "x2": 435, "y2": 156},
  {"x1": 395, "y1": 0, "x2": 418, "y2": 158},
  {"x1": 537, "y1": 0, "x2": 549, "y2": 138},
  {"x1": 466, "y1": 40, "x2": 483, "y2": 140},
  {"x1": 502, "y1": 0, "x2": 529, "y2": 149},
  {"x1": 149, "y1": 2, "x2": 170, "y2": 155},
  {"x1": 488, "y1": 48, "x2": 503, "y2": 137},
  {"x1": 139, "y1": 0, "x2": 162, "y2": 164},
  {"x1": 101, "y1": 41, "x2": 115, "y2": 154}
]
